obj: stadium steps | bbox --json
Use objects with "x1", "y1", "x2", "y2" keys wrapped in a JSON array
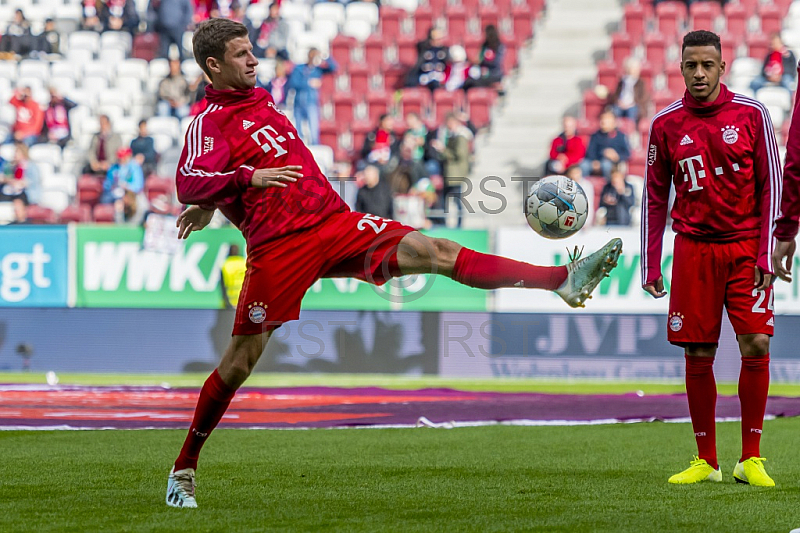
[{"x1": 463, "y1": 0, "x2": 621, "y2": 230}]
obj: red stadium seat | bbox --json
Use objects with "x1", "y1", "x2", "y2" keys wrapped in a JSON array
[
  {"x1": 479, "y1": 4, "x2": 501, "y2": 31},
  {"x1": 427, "y1": 0, "x2": 448, "y2": 12},
  {"x1": 655, "y1": 1, "x2": 687, "y2": 38},
  {"x1": 145, "y1": 176, "x2": 172, "y2": 202},
  {"x1": 348, "y1": 64, "x2": 370, "y2": 95},
  {"x1": 689, "y1": 1, "x2": 720, "y2": 32},
  {"x1": 596, "y1": 60, "x2": 619, "y2": 90},
  {"x1": 414, "y1": 5, "x2": 435, "y2": 41},
  {"x1": 379, "y1": 6, "x2": 405, "y2": 41},
  {"x1": 610, "y1": 33, "x2": 633, "y2": 65},
  {"x1": 758, "y1": 4, "x2": 782, "y2": 36},
  {"x1": 59, "y1": 204, "x2": 92, "y2": 223},
  {"x1": 93, "y1": 204, "x2": 116, "y2": 223},
  {"x1": 364, "y1": 34, "x2": 387, "y2": 67},
  {"x1": 512, "y1": 4, "x2": 534, "y2": 43},
  {"x1": 628, "y1": 149, "x2": 648, "y2": 176},
  {"x1": 319, "y1": 120, "x2": 339, "y2": 149},
  {"x1": 77, "y1": 175, "x2": 103, "y2": 206},
  {"x1": 350, "y1": 120, "x2": 374, "y2": 155},
  {"x1": 132, "y1": 32, "x2": 159, "y2": 61},
  {"x1": 396, "y1": 34, "x2": 418, "y2": 66},
  {"x1": 665, "y1": 64, "x2": 684, "y2": 94},
  {"x1": 717, "y1": 32, "x2": 737, "y2": 63},
  {"x1": 583, "y1": 89, "x2": 606, "y2": 121},
  {"x1": 502, "y1": 38, "x2": 519, "y2": 73},
  {"x1": 331, "y1": 34, "x2": 357, "y2": 71},
  {"x1": 400, "y1": 87, "x2": 432, "y2": 119},
  {"x1": 576, "y1": 118, "x2": 598, "y2": 147},
  {"x1": 639, "y1": 60, "x2": 655, "y2": 92},
  {"x1": 464, "y1": 33, "x2": 483, "y2": 63},
  {"x1": 447, "y1": 5, "x2": 469, "y2": 38},
  {"x1": 367, "y1": 90, "x2": 393, "y2": 124},
  {"x1": 320, "y1": 73, "x2": 335, "y2": 106},
  {"x1": 382, "y1": 64, "x2": 407, "y2": 91},
  {"x1": 526, "y1": 0, "x2": 545, "y2": 17},
  {"x1": 26, "y1": 205, "x2": 56, "y2": 224},
  {"x1": 653, "y1": 90, "x2": 678, "y2": 113},
  {"x1": 432, "y1": 89, "x2": 465, "y2": 125},
  {"x1": 723, "y1": 3, "x2": 748, "y2": 36},
  {"x1": 774, "y1": 0, "x2": 793, "y2": 17},
  {"x1": 734, "y1": 0, "x2": 759, "y2": 17},
  {"x1": 467, "y1": 88, "x2": 494, "y2": 129},
  {"x1": 333, "y1": 92, "x2": 357, "y2": 123},
  {"x1": 623, "y1": 2, "x2": 646, "y2": 43},
  {"x1": 644, "y1": 33, "x2": 668, "y2": 71},
  {"x1": 747, "y1": 33, "x2": 770, "y2": 60}
]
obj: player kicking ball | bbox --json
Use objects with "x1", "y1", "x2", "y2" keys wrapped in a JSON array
[
  {"x1": 642, "y1": 30, "x2": 781, "y2": 487},
  {"x1": 165, "y1": 18, "x2": 623, "y2": 508}
]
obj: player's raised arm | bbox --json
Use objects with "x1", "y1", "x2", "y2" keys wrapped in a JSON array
[
  {"x1": 641, "y1": 118, "x2": 672, "y2": 297},
  {"x1": 175, "y1": 115, "x2": 255, "y2": 205},
  {"x1": 751, "y1": 99, "x2": 782, "y2": 288}
]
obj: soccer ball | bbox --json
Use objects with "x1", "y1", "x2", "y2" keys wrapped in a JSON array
[{"x1": 525, "y1": 175, "x2": 588, "y2": 239}]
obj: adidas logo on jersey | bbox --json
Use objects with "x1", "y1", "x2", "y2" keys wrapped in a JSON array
[
  {"x1": 242, "y1": 120, "x2": 255, "y2": 130},
  {"x1": 680, "y1": 135, "x2": 693, "y2": 146}
]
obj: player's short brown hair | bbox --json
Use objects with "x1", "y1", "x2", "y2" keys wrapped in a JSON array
[
  {"x1": 193, "y1": 18, "x2": 249, "y2": 79},
  {"x1": 682, "y1": 30, "x2": 721, "y2": 54}
]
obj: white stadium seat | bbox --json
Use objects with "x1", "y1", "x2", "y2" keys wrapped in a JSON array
[
  {"x1": 18, "y1": 60, "x2": 50, "y2": 83},
  {"x1": 280, "y1": 2, "x2": 311, "y2": 25},
  {"x1": 51, "y1": 60, "x2": 80, "y2": 80},
  {"x1": 152, "y1": 133, "x2": 175, "y2": 153},
  {"x1": 115, "y1": 76, "x2": 148, "y2": 104},
  {"x1": 68, "y1": 31, "x2": 100, "y2": 54},
  {"x1": 98, "y1": 90, "x2": 131, "y2": 112},
  {"x1": 117, "y1": 59, "x2": 149, "y2": 82},
  {"x1": 39, "y1": 190, "x2": 70, "y2": 213},
  {"x1": 346, "y1": 2, "x2": 380, "y2": 27},
  {"x1": 728, "y1": 57, "x2": 761, "y2": 80},
  {"x1": 309, "y1": 145, "x2": 334, "y2": 176},
  {"x1": 101, "y1": 30, "x2": 132, "y2": 53},
  {"x1": 50, "y1": 76, "x2": 76, "y2": 94},
  {"x1": 29, "y1": 144, "x2": 63, "y2": 170},
  {"x1": 0, "y1": 203, "x2": 16, "y2": 224},
  {"x1": 342, "y1": 19, "x2": 373, "y2": 42},
  {"x1": 99, "y1": 47, "x2": 127, "y2": 66},
  {"x1": 96, "y1": 105, "x2": 126, "y2": 126},
  {"x1": 0, "y1": 61, "x2": 17, "y2": 82},
  {"x1": 114, "y1": 116, "x2": 140, "y2": 137},
  {"x1": 311, "y1": 19, "x2": 341, "y2": 43},
  {"x1": 66, "y1": 48, "x2": 93, "y2": 65},
  {"x1": 42, "y1": 172, "x2": 77, "y2": 197},
  {"x1": 383, "y1": 0, "x2": 419, "y2": 13},
  {"x1": 756, "y1": 86, "x2": 792, "y2": 111},
  {"x1": 149, "y1": 58, "x2": 170, "y2": 81},
  {"x1": 148, "y1": 116, "x2": 181, "y2": 138},
  {"x1": 84, "y1": 61, "x2": 114, "y2": 81},
  {"x1": 765, "y1": 105, "x2": 785, "y2": 128},
  {"x1": 313, "y1": 2, "x2": 346, "y2": 25},
  {"x1": 82, "y1": 76, "x2": 110, "y2": 96},
  {"x1": 16, "y1": 77, "x2": 44, "y2": 92},
  {"x1": 181, "y1": 59, "x2": 203, "y2": 82}
]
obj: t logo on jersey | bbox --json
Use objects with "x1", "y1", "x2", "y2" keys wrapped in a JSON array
[
  {"x1": 678, "y1": 155, "x2": 706, "y2": 192},
  {"x1": 251, "y1": 124, "x2": 290, "y2": 157}
]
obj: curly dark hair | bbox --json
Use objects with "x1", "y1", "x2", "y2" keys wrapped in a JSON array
[
  {"x1": 682, "y1": 30, "x2": 721, "y2": 54},
  {"x1": 192, "y1": 18, "x2": 250, "y2": 79}
]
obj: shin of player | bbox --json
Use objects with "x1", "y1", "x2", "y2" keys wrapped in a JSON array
[{"x1": 642, "y1": 30, "x2": 779, "y2": 487}]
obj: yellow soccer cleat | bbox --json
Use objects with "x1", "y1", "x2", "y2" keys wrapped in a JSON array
[
  {"x1": 668, "y1": 457, "x2": 722, "y2": 484},
  {"x1": 733, "y1": 457, "x2": 775, "y2": 487}
]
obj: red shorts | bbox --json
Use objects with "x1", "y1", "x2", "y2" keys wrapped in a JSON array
[
  {"x1": 233, "y1": 211, "x2": 415, "y2": 335},
  {"x1": 667, "y1": 234, "x2": 773, "y2": 345}
]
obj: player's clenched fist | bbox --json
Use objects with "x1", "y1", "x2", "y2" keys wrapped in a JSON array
[{"x1": 251, "y1": 165, "x2": 304, "y2": 188}]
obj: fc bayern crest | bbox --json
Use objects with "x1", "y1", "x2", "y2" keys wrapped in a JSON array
[
  {"x1": 721, "y1": 125, "x2": 739, "y2": 145},
  {"x1": 248, "y1": 302, "x2": 267, "y2": 323},
  {"x1": 669, "y1": 313, "x2": 684, "y2": 332}
]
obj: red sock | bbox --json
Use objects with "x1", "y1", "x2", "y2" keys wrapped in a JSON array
[
  {"x1": 739, "y1": 354, "x2": 770, "y2": 462},
  {"x1": 451, "y1": 248, "x2": 568, "y2": 290},
  {"x1": 685, "y1": 355, "x2": 718, "y2": 469},
  {"x1": 174, "y1": 369, "x2": 237, "y2": 471}
]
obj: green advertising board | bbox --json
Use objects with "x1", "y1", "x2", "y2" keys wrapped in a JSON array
[{"x1": 76, "y1": 225, "x2": 488, "y2": 311}]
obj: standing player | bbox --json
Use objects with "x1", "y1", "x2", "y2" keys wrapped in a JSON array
[
  {"x1": 165, "y1": 18, "x2": 624, "y2": 508},
  {"x1": 642, "y1": 31, "x2": 781, "y2": 487}
]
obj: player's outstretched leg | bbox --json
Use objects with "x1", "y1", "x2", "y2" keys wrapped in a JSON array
[
  {"x1": 396, "y1": 233, "x2": 622, "y2": 308},
  {"x1": 166, "y1": 332, "x2": 270, "y2": 508}
]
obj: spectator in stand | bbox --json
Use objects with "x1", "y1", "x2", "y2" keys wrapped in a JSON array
[
  {"x1": 597, "y1": 166, "x2": 635, "y2": 226},
  {"x1": 430, "y1": 112, "x2": 472, "y2": 227},
  {"x1": 287, "y1": 48, "x2": 337, "y2": 145},
  {"x1": 356, "y1": 164, "x2": 393, "y2": 219},
  {"x1": 8, "y1": 86, "x2": 44, "y2": 147},
  {"x1": 148, "y1": 0, "x2": 194, "y2": 61},
  {"x1": 565, "y1": 164, "x2": 595, "y2": 227},
  {"x1": 0, "y1": 143, "x2": 40, "y2": 223},
  {"x1": 0, "y1": 9, "x2": 34, "y2": 57},
  {"x1": 607, "y1": 57, "x2": 650, "y2": 125},
  {"x1": 545, "y1": 115, "x2": 586, "y2": 175},
  {"x1": 444, "y1": 45, "x2": 473, "y2": 92},
  {"x1": 403, "y1": 112, "x2": 439, "y2": 176},
  {"x1": 100, "y1": 0, "x2": 140, "y2": 34},
  {"x1": 581, "y1": 109, "x2": 630, "y2": 179},
  {"x1": 157, "y1": 59, "x2": 192, "y2": 119},
  {"x1": 252, "y1": 2, "x2": 290, "y2": 60},
  {"x1": 409, "y1": 27, "x2": 449, "y2": 91},
  {"x1": 36, "y1": 19, "x2": 61, "y2": 56},
  {"x1": 41, "y1": 87, "x2": 77, "y2": 148},
  {"x1": 263, "y1": 59, "x2": 289, "y2": 108},
  {"x1": 81, "y1": 0, "x2": 102, "y2": 32},
  {"x1": 102, "y1": 147, "x2": 145, "y2": 223},
  {"x1": 210, "y1": 0, "x2": 240, "y2": 20},
  {"x1": 463, "y1": 25, "x2": 505, "y2": 91},
  {"x1": 361, "y1": 113, "x2": 397, "y2": 170},
  {"x1": 131, "y1": 119, "x2": 158, "y2": 176},
  {"x1": 750, "y1": 34, "x2": 798, "y2": 95},
  {"x1": 389, "y1": 133, "x2": 429, "y2": 191},
  {"x1": 85, "y1": 114, "x2": 122, "y2": 176}
]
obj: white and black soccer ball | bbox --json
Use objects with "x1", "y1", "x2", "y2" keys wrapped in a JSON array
[{"x1": 525, "y1": 175, "x2": 589, "y2": 239}]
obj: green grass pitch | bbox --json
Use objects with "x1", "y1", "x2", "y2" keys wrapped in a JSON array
[{"x1": 2, "y1": 374, "x2": 800, "y2": 532}]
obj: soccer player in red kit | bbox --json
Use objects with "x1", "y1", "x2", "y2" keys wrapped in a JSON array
[
  {"x1": 773, "y1": 68, "x2": 800, "y2": 281},
  {"x1": 642, "y1": 31, "x2": 781, "y2": 487},
  {"x1": 165, "y1": 18, "x2": 623, "y2": 508}
]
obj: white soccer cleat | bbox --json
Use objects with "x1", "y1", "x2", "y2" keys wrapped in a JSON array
[
  {"x1": 166, "y1": 467, "x2": 198, "y2": 508},
  {"x1": 555, "y1": 238, "x2": 623, "y2": 308}
]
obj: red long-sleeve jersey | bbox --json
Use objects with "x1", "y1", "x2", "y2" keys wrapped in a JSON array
[
  {"x1": 641, "y1": 84, "x2": 782, "y2": 285},
  {"x1": 776, "y1": 66, "x2": 800, "y2": 241},
  {"x1": 175, "y1": 86, "x2": 347, "y2": 251}
]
